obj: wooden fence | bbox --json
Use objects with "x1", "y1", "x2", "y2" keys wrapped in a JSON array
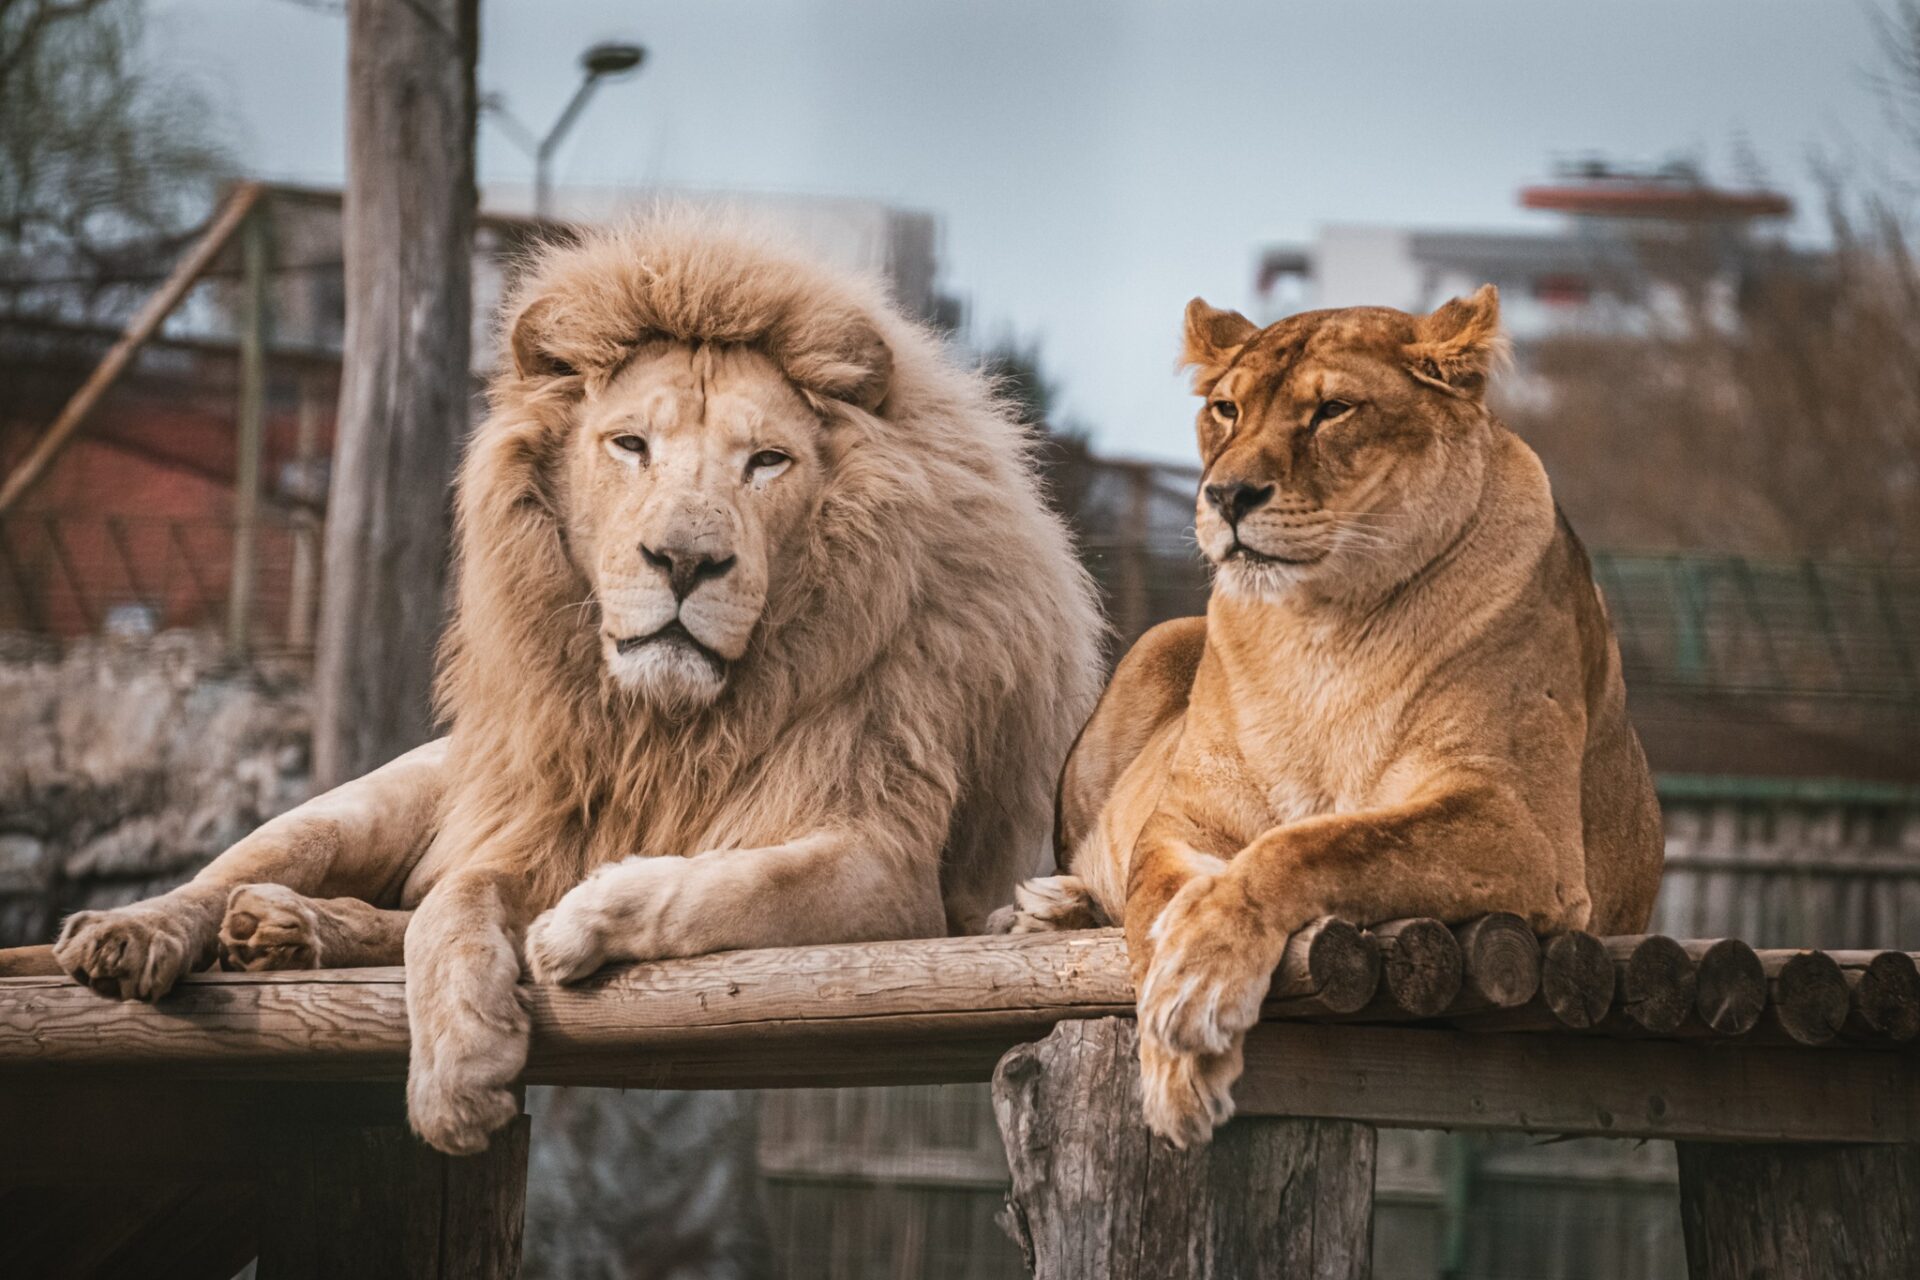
[{"x1": 2, "y1": 920, "x2": 1916, "y2": 1278}]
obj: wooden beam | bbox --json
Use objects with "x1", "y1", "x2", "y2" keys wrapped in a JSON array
[
  {"x1": 226, "y1": 205, "x2": 270, "y2": 655},
  {"x1": 0, "y1": 182, "x2": 265, "y2": 515},
  {"x1": 5, "y1": 931, "x2": 1919, "y2": 1143}
]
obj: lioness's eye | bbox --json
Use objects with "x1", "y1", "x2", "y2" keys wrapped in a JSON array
[
  {"x1": 1310, "y1": 400, "x2": 1354, "y2": 428},
  {"x1": 747, "y1": 449, "x2": 791, "y2": 475},
  {"x1": 1210, "y1": 400, "x2": 1239, "y2": 422},
  {"x1": 609, "y1": 434, "x2": 648, "y2": 460}
]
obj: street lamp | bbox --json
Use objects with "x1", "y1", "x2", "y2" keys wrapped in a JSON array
[{"x1": 484, "y1": 40, "x2": 647, "y2": 221}]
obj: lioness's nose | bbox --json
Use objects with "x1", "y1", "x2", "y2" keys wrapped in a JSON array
[
  {"x1": 1204, "y1": 481, "x2": 1275, "y2": 525},
  {"x1": 640, "y1": 544, "x2": 736, "y2": 601}
]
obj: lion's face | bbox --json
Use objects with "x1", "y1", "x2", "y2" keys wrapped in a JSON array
[
  {"x1": 558, "y1": 342, "x2": 827, "y2": 711},
  {"x1": 1179, "y1": 287, "x2": 1506, "y2": 602}
]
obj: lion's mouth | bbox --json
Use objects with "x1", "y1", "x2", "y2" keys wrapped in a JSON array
[
  {"x1": 1224, "y1": 542, "x2": 1327, "y2": 567},
  {"x1": 613, "y1": 620, "x2": 727, "y2": 672}
]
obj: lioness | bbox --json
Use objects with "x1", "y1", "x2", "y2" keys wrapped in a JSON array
[
  {"x1": 1004, "y1": 287, "x2": 1663, "y2": 1146},
  {"x1": 54, "y1": 216, "x2": 1104, "y2": 1154}
]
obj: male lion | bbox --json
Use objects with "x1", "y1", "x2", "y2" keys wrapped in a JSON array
[
  {"x1": 54, "y1": 216, "x2": 1104, "y2": 1155},
  {"x1": 1002, "y1": 287, "x2": 1664, "y2": 1146}
]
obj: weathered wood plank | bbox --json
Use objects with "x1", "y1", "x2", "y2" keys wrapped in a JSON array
[
  {"x1": 993, "y1": 1018, "x2": 1373, "y2": 1280},
  {"x1": 6, "y1": 932, "x2": 1919, "y2": 1143}
]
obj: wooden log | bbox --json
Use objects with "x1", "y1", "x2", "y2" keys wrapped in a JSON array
[
  {"x1": 1609, "y1": 935, "x2": 1698, "y2": 1034},
  {"x1": 1370, "y1": 918, "x2": 1463, "y2": 1017},
  {"x1": 1833, "y1": 950, "x2": 1920, "y2": 1043},
  {"x1": 1453, "y1": 912, "x2": 1541, "y2": 1009},
  {"x1": 992, "y1": 1018, "x2": 1374, "y2": 1280},
  {"x1": 1677, "y1": 1141, "x2": 1920, "y2": 1280},
  {"x1": 1763, "y1": 950, "x2": 1851, "y2": 1046},
  {"x1": 1539, "y1": 931, "x2": 1614, "y2": 1028},
  {"x1": 1266, "y1": 916, "x2": 1380, "y2": 1016},
  {"x1": 1685, "y1": 938, "x2": 1766, "y2": 1037}
]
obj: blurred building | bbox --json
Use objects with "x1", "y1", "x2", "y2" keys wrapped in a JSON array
[{"x1": 1257, "y1": 160, "x2": 1796, "y2": 346}]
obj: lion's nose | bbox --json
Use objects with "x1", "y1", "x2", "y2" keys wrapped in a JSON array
[
  {"x1": 1203, "y1": 481, "x2": 1275, "y2": 526},
  {"x1": 640, "y1": 544, "x2": 736, "y2": 601}
]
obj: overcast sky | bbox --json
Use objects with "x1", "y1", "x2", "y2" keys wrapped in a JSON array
[{"x1": 152, "y1": 0, "x2": 1900, "y2": 461}]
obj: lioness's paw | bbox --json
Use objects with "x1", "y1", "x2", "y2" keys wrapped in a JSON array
[
  {"x1": 220, "y1": 884, "x2": 323, "y2": 971},
  {"x1": 53, "y1": 901, "x2": 213, "y2": 1000},
  {"x1": 407, "y1": 1060, "x2": 521, "y2": 1156},
  {"x1": 1138, "y1": 875, "x2": 1285, "y2": 1056},
  {"x1": 524, "y1": 898, "x2": 609, "y2": 984},
  {"x1": 1138, "y1": 1029, "x2": 1243, "y2": 1148}
]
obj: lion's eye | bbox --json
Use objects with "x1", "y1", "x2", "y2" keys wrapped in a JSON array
[
  {"x1": 609, "y1": 434, "x2": 648, "y2": 461},
  {"x1": 1210, "y1": 400, "x2": 1239, "y2": 423},
  {"x1": 747, "y1": 449, "x2": 792, "y2": 477},
  {"x1": 1310, "y1": 400, "x2": 1354, "y2": 428}
]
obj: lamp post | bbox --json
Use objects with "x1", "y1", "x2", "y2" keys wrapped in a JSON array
[{"x1": 484, "y1": 40, "x2": 646, "y2": 221}]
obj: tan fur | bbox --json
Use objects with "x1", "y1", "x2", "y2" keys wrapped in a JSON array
[
  {"x1": 1012, "y1": 288, "x2": 1663, "y2": 1146},
  {"x1": 54, "y1": 213, "x2": 1104, "y2": 1154}
]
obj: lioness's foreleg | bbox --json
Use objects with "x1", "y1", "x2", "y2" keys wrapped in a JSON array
[
  {"x1": 54, "y1": 738, "x2": 447, "y2": 999},
  {"x1": 219, "y1": 884, "x2": 413, "y2": 971},
  {"x1": 1136, "y1": 773, "x2": 1571, "y2": 1144},
  {"x1": 523, "y1": 830, "x2": 946, "y2": 983}
]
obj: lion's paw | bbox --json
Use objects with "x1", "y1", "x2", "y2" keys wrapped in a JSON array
[
  {"x1": 1138, "y1": 1029, "x2": 1243, "y2": 1149},
  {"x1": 407, "y1": 1059, "x2": 521, "y2": 1156},
  {"x1": 524, "y1": 896, "x2": 611, "y2": 984},
  {"x1": 989, "y1": 875, "x2": 1106, "y2": 934},
  {"x1": 220, "y1": 884, "x2": 323, "y2": 971},
  {"x1": 53, "y1": 898, "x2": 215, "y2": 1000},
  {"x1": 1138, "y1": 874, "x2": 1285, "y2": 1056}
]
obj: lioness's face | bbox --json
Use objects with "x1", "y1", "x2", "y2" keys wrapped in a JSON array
[
  {"x1": 560, "y1": 343, "x2": 826, "y2": 711},
  {"x1": 1181, "y1": 287, "x2": 1504, "y2": 601}
]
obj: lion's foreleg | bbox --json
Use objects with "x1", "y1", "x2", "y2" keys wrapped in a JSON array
[
  {"x1": 405, "y1": 865, "x2": 531, "y2": 1155},
  {"x1": 524, "y1": 830, "x2": 945, "y2": 983},
  {"x1": 54, "y1": 737, "x2": 449, "y2": 999}
]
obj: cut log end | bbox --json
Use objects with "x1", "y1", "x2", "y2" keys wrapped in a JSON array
[
  {"x1": 1372, "y1": 919, "x2": 1463, "y2": 1018},
  {"x1": 1847, "y1": 951, "x2": 1920, "y2": 1043},
  {"x1": 1617, "y1": 935, "x2": 1698, "y2": 1035},
  {"x1": 1540, "y1": 931, "x2": 1614, "y2": 1028},
  {"x1": 1454, "y1": 913, "x2": 1542, "y2": 1009},
  {"x1": 1692, "y1": 939, "x2": 1766, "y2": 1037},
  {"x1": 1271, "y1": 917, "x2": 1381, "y2": 1015},
  {"x1": 1771, "y1": 952, "x2": 1851, "y2": 1046}
]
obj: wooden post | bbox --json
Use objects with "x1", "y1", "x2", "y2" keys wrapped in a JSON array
[
  {"x1": 992, "y1": 1018, "x2": 1374, "y2": 1280},
  {"x1": 227, "y1": 205, "x2": 269, "y2": 656},
  {"x1": 315, "y1": 0, "x2": 479, "y2": 788},
  {"x1": 286, "y1": 372, "x2": 324, "y2": 652},
  {"x1": 1676, "y1": 1141, "x2": 1920, "y2": 1280}
]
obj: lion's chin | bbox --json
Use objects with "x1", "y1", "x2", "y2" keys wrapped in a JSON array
[{"x1": 604, "y1": 639, "x2": 727, "y2": 714}]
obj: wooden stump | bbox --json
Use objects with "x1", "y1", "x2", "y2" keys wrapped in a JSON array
[
  {"x1": 1677, "y1": 1141, "x2": 1920, "y2": 1279},
  {"x1": 992, "y1": 1018, "x2": 1374, "y2": 1280}
]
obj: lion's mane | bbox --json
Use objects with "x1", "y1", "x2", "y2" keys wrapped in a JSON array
[{"x1": 428, "y1": 212, "x2": 1105, "y2": 927}]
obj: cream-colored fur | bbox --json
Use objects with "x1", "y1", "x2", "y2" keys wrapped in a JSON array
[
  {"x1": 54, "y1": 213, "x2": 1104, "y2": 1154},
  {"x1": 1006, "y1": 288, "x2": 1663, "y2": 1146}
]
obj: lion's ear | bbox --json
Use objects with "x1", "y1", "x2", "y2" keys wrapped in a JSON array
[
  {"x1": 509, "y1": 295, "x2": 580, "y2": 381},
  {"x1": 1407, "y1": 284, "x2": 1506, "y2": 398},
  {"x1": 1181, "y1": 298, "x2": 1256, "y2": 394},
  {"x1": 780, "y1": 312, "x2": 892, "y2": 413}
]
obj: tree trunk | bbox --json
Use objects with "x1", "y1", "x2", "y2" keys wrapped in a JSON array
[
  {"x1": 992, "y1": 1018, "x2": 1375, "y2": 1280},
  {"x1": 1677, "y1": 1141, "x2": 1920, "y2": 1279},
  {"x1": 316, "y1": 0, "x2": 479, "y2": 789}
]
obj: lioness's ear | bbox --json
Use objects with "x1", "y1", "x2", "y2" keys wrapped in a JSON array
[
  {"x1": 509, "y1": 295, "x2": 579, "y2": 381},
  {"x1": 1181, "y1": 298, "x2": 1256, "y2": 393},
  {"x1": 1407, "y1": 284, "x2": 1506, "y2": 398},
  {"x1": 780, "y1": 312, "x2": 892, "y2": 413}
]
